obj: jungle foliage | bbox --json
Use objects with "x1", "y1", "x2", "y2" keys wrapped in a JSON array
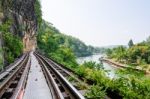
[
  {"x1": 37, "y1": 19, "x2": 150, "y2": 99},
  {"x1": 106, "y1": 39, "x2": 150, "y2": 70},
  {"x1": 74, "y1": 61, "x2": 150, "y2": 99},
  {"x1": 0, "y1": 20, "x2": 23, "y2": 67},
  {"x1": 37, "y1": 21, "x2": 78, "y2": 68},
  {"x1": 0, "y1": 0, "x2": 150, "y2": 99},
  {"x1": 37, "y1": 21, "x2": 102, "y2": 57},
  {"x1": 0, "y1": 0, "x2": 41, "y2": 68}
]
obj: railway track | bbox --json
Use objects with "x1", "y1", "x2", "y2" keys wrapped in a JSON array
[
  {"x1": 35, "y1": 52, "x2": 88, "y2": 90},
  {"x1": 0, "y1": 54, "x2": 26, "y2": 74},
  {"x1": 0, "y1": 53, "x2": 31, "y2": 99},
  {"x1": 34, "y1": 52, "x2": 113, "y2": 99},
  {"x1": 34, "y1": 52, "x2": 85, "y2": 99}
]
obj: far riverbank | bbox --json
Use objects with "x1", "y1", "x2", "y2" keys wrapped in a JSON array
[{"x1": 101, "y1": 58, "x2": 150, "y2": 75}]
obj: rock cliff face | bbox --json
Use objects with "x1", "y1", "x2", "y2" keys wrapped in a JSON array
[
  {"x1": 1, "y1": 0, "x2": 38, "y2": 52},
  {"x1": 0, "y1": 2, "x2": 3, "y2": 66}
]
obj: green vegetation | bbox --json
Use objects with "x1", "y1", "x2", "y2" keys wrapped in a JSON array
[
  {"x1": 37, "y1": 20, "x2": 105, "y2": 69},
  {"x1": 74, "y1": 61, "x2": 150, "y2": 98},
  {"x1": 7, "y1": 1, "x2": 148, "y2": 98},
  {"x1": 37, "y1": 20, "x2": 109, "y2": 98},
  {"x1": 37, "y1": 19, "x2": 150, "y2": 99},
  {"x1": 37, "y1": 21, "x2": 78, "y2": 68},
  {"x1": 112, "y1": 69, "x2": 150, "y2": 99},
  {"x1": 100, "y1": 38, "x2": 150, "y2": 98},
  {"x1": 81, "y1": 61, "x2": 103, "y2": 70},
  {"x1": 128, "y1": 39, "x2": 134, "y2": 48},
  {"x1": 85, "y1": 85, "x2": 106, "y2": 99},
  {"x1": 34, "y1": 0, "x2": 42, "y2": 26},
  {"x1": 0, "y1": 0, "x2": 41, "y2": 69},
  {"x1": 106, "y1": 39, "x2": 150, "y2": 72},
  {"x1": 37, "y1": 21, "x2": 102, "y2": 57},
  {"x1": 0, "y1": 20, "x2": 23, "y2": 67},
  {"x1": 106, "y1": 46, "x2": 127, "y2": 62}
]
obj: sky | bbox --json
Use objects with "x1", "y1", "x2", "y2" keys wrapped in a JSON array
[{"x1": 41, "y1": 0, "x2": 150, "y2": 47}]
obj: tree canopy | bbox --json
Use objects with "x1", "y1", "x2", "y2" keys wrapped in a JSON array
[{"x1": 128, "y1": 39, "x2": 134, "y2": 48}]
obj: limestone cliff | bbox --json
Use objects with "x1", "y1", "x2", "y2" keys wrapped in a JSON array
[{"x1": 1, "y1": 0, "x2": 39, "y2": 52}]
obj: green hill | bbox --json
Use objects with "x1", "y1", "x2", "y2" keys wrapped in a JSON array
[{"x1": 37, "y1": 20, "x2": 101, "y2": 57}]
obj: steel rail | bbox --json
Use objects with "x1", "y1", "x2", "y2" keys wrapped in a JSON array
[
  {"x1": 34, "y1": 52, "x2": 85, "y2": 99},
  {"x1": 0, "y1": 53, "x2": 30, "y2": 98},
  {"x1": 0, "y1": 54, "x2": 27, "y2": 79},
  {"x1": 35, "y1": 52, "x2": 88, "y2": 94},
  {"x1": 10, "y1": 56, "x2": 31, "y2": 99},
  {"x1": 42, "y1": 54, "x2": 85, "y2": 82},
  {"x1": 36, "y1": 54, "x2": 64, "y2": 99}
]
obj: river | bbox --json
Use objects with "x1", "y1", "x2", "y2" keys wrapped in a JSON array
[{"x1": 77, "y1": 54, "x2": 118, "y2": 78}]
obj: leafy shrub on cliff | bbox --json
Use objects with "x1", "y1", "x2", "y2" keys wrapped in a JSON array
[
  {"x1": 0, "y1": 21, "x2": 23, "y2": 65},
  {"x1": 3, "y1": 32, "x2": 23, "y2": 63}
]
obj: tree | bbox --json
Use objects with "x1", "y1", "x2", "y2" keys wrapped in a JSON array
[
  {"x1": 106, "y1": 48, "x2": 113, "y2": 58},
  {"x1": 128, "y1": 39, "x2": 134, "y2": 48},
  {"x1": 114, "y1": 46, "x2": 127, "y2": 62}
]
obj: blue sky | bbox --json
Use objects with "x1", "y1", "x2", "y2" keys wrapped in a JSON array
[{"x1": 41, "y1": 0, "x2": 150, "y2": 47}]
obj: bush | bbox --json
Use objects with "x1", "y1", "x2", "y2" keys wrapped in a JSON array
[
  {"x1": 85, "y1": 85, "x2": 106, "y2": 99},
  {"x1": 0, "y1": 20, "x2": 23, "y2": 65},
  {"x1": 82, "y1": 61, "x2": 103, "y2": 70},
  {"x1": 75, "y1": 66, "x2": 87, "y2": 78}
]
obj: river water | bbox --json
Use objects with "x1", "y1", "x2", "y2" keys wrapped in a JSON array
[{"x1": 77, "y1": 54, "x2": 118, "y2": 78}]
